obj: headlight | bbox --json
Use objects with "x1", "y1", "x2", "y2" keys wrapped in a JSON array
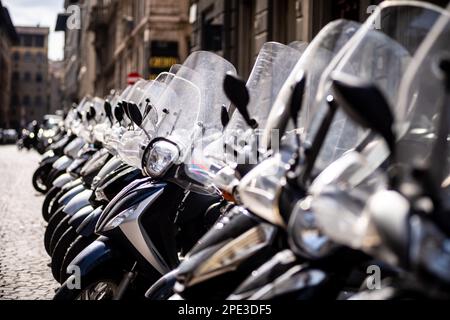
[
  {"x1": 143, "y1": 139, "x2": 179, "y2": 177},
  {"x1": 313, "y1": 185, "x2": 381, "y2": 251},
  {"x1": 237, "y1": 155, "x2": 287, "y2": 227},
  {"x1": 186, "y1": 224, "x2": 275, "y2": 287},
  {"x1": 101, "y1": 204, "x2": 138, "y2": 232},
  {"x1": 288, "y1": 196, "x2": 339, "y2": 259}
]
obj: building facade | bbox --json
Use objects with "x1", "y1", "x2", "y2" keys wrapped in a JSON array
[
  {"x1": 10, "y1": 26, "x2": 49, "y2": 129},
  {"x1": 0, "y1": 1, "x2": 18, "y2": 129},
  {"x1": 89, "y1": 0, "x2": 191, "y2": 96},
  {"x1": 56, "y1": 0, "x2": 97, "y2": 109},
  {"x1": 56, "y1": 0, "x2": 191, "y2": 103},
  {"x1": 189, "y1": 0, "x2": 388, "y2": 77},
  {"x1": 49, "y1": 60, "x2": 65, "y2": 114},
  {"x1": 189, "y1": 0, "x2": 450, "y2": 76}
]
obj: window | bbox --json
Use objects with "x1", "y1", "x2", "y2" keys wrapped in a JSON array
[
  {"x1": 22, "y1": 35, "x2": 33, "y2": 47},
  {"x1": 24, "y1": 52, "x2": 33, "y2": 62},
  {"x1": 12, "y1": 72, "x2": 19, "y2": 81},
  {"x1": 11, "y1": 94, "x2": 19, "y2": 106},
  {"x1": 24, "y1": 72, "x2": 31, "y2": 82},
  {"x1": 36, "y1": 53, "x2": 46, "y2": 63},
  {"x1": 35, "y1": 35, "x2": 45, "y2": 47},
  {"x1": 12, "y1": 52, "x2": 20, "y2": 61},
  {"x1": 36, "y1": 73, "x2": 43, "y2": 83},
  {"x1": 23, "y1": 96, "x2": 30, "y2": 106},
  {"x1": 34, "y1": 96, "x2": 43, "y2": 107}
]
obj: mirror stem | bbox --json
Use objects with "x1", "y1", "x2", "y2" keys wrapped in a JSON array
[{"x1": 299, "y1": 96, "x2": 338, "y2": 186}]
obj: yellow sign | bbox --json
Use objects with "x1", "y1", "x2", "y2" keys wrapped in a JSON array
[{"x1": 149, "y1": 56, "x2": 178, "y2": 69}]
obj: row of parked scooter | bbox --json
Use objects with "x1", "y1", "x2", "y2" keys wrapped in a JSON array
[{"x1": 27, "y1": 2, "x2": 450, "y2": 300}]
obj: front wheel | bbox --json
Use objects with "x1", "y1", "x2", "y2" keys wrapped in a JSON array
[
  {"x1": 32, "y1": 166, "x2": 49, "y2": 194},
  {"x1": 42, "y1": 186, "x2": 61, "y2": 222}
]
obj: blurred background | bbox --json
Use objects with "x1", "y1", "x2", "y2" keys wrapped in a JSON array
[{"x1": 0, "y1": 0, "x2": 448, "y2": 141}]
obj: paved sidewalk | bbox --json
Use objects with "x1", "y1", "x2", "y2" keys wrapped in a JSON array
[{"x1": 0, "y1": 145, "x2": 58, "y2": 300}]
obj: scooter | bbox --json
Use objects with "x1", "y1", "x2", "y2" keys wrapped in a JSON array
[
  {"x1": 229, "y1": 1, "x2": 450, "y2": 300},
  {"x1": 163, "y1": 1, "x2": 446, "y2": 300},
  {"x1": 54, "y1": 51, "x2": 237, "y2": 300}
]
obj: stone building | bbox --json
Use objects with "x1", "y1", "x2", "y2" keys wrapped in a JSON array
[
  {"x1": 10, "y1": 26, "x2": 49, "y2": 129},
  {"x1": 189, "y1": 0, "x2": 387, "y2": 76},
  {"x1": 0, "y1": 1, "x2": 18, "y2": 129},
  {"x1": 49, "y1": 60, "x2": 65, "y2": 114},
  {"x1": 56, "y1": 0, "x2": 190, "y2": 102},
  {"x1": 56, "y1": 0, "x2": 97, "y2": 109},
  {"x1": 189, "y1": 0, "x2": 449, "y2": 77},
  {"x1": 88, "y1": 0, "x2": 191, "y2": 96}
]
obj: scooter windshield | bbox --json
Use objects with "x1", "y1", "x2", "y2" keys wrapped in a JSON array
[
  {"x1": 309, "y1": 1, "x2": 445, "y2": 175},
  {"x1": 70, "y1": 97, "x2": 92, "y2": 136},
  {"x1": 117, "y1": 75, "x2": 176, "y2": 167},
  {"x1": 103, "y1": 82, "x2": 150, "y2": 154},
  {"x1": 93, "y1": 93, "x2": 121, "y2": 144},
  {"x1": 395, "y1": 10, "x2": 450, "y2": 175},
  {"x1": 185, "y1": 42, "x2": 305, "y2": 191},
  {"x1": 311, "y1": 5, "x2": 450, "y2": 252},
  {"x1": 263, "y1": 19, "x2": 361, "y2": 151},
  {"x1": 134, "y1": 52, "x2": 237, "y2": 174}
]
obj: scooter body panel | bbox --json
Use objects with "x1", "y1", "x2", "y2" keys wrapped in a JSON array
[
  {"x1": 53, "y1": 173, "x2": 75, "y2": 188},
  {"x1": 63, "y1": 189, "x2": 93, "y2": 216},
  {"x1": 67, "y1": 237, "x2": 118, "y2": 279},
  {"x1": 97, "y1": 180, "x2": 184, "y2": 276},
  {"x1": 68, "y1": 205, "x2": 94, "y2": 228},
  {"x1": 58, "y1": 184, "x2": 86, "y2": 207},
  {"x1": 52, "y1": 155, "x2": 73, "y2": 171},
  {"x1": 76, "y1": 207, "x2": 103, "y2": 237}
]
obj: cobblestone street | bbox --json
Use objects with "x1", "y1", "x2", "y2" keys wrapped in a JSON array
[{"x1": 0, "y1": 145, "x2": 57, "y2": 300}]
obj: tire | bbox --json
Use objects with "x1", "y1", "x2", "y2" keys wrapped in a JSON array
[
  {"x1": 44, "y1": 207, "x2": 66, "y2": 255},
  {"x1": 32, "y1": 166, "x2": 49, "y2": 194},
  {"x1": 46, "y1": 169, "x2": 65, "y2": 191},
  {"x1": 49, "y1": 216, "x2": 71, "y2": 255},
  {"x1": 60, "y1": 235, "x2": 97, "y2": 283},
  {"x1": 49, "y1": 188, "x2": 67, "y2": 218},
  {"x1": 51, "y1": 227, "x2": 78, "y2": 283},
  {"x1": 54, "y1": 269, "x2": 122, "y2": 300},
  {"x1": 42, "y1": 186, "x2": 61, "y2": 222}
]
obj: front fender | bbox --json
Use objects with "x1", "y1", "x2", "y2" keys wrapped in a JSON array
[
  {"x1": 63, "y1": 189, "x2": 93, "y2": 216},
  {"x1": 66, "y1": 237, "x2": 119, "y2": 279},
  {"x1": 76, "y1": 207, "x2": 103, "y2": 237},
  {"x1": 68, "y1": 205, "x2": 94, "y2": 228},
  {"x1": 145, "y1": 269, "x2": 179, "y2": 300},
  {"x1": 53, "y1": 173, "x2": 75, "y2": 188},
  {"x1": 58, "y1": 184, "x2": 86, "y2": 207},
  {"x1": 67, "y1": 157, "x2": 89, "y2": 176},
  {"x1": 52, "y1": 155, "x2": 73, "y2": 171},
  {"x1": 40, "y1": 152, "x2": 58, "y2": 166},
  {"x1": 61, "y1": 178, "x2": 83, "y2": 192}
]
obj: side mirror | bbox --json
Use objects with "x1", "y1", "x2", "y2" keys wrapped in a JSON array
[
  {"x1": 114, "y1": 105, "x2": 124, "y2": 124},
  {"x1": 221, "y1": 105, "x2": 230, "y2": 128},
  {"x1": 122, "y1": 101, "x2": 132, "y2": 121},
  {"x1": 88, "y1": 106, "x2": 96, "y2": 121},
  {"x1": 285, "y1": 74, "x2": 307, "y2": 175},
  {"x1": 331, "y1": 72, "x2": 396, "y2": 155},
  {"x1": 223, "y1": 73, "x2": 257, "y2": 128},
  {"x1": 290, "y1": 73, "x2": 307, "y2": 128},
  {"x1": 128, "y1": 102, "x2": 143, "y2": 127},
  {"x1": 104, "y1": 101, "x2": 113, "y2": 123}
]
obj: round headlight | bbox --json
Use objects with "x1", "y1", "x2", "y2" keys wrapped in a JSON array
[{"x1": 142, "y1": 139, "x2": 180, "y2": 178}]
